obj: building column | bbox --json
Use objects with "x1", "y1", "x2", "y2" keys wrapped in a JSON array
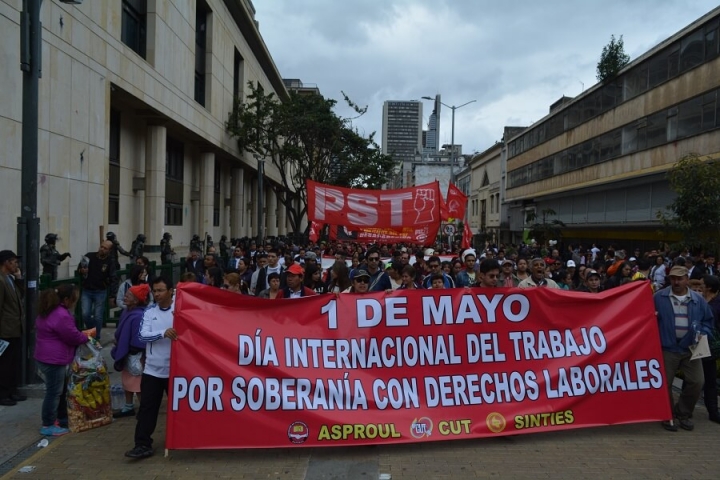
[
  {"x1": 223, "y1": 172, "x2": 231, "y2": 238},
  {"x1": 266, "y1": 188, "x2": 278, "y2": 237},
  {"x1": 230, "y1": 168, "x2": 244, "y2": 239},
  {"x1": 277, "y1": 198, "x2": 286, "y2": 236},
  {"x1": 199, "y1": 152, "x2": 214, "y2": 239},
  {"x1": 144, "y1": 125, "x2": 167, "y2": 242}
]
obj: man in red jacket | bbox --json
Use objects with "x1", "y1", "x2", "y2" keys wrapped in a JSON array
[{"x1": 276, "y1": 264, "x2": 316, "y2": 299}]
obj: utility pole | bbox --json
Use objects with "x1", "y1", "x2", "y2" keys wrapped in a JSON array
[
  {"x1": 18, "y1": 0, "x2": 43, "y2": 384},
  {"x1": 18, "y1": 0, "x2": 79, "y2": 383}
]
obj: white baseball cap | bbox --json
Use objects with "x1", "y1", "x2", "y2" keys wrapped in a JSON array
[{"x1": 566, "y1": 260, "x2": 576, "y2": 268}]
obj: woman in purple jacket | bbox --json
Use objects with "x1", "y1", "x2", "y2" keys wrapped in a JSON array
[
  {"x1": 111, "y1": 284, "x2": 149, "y2": 418},
  {"x1": 34, "y1": 285, "x2": 91, "y2": 436}
]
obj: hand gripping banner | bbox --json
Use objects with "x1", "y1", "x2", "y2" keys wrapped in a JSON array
[
  {"x1": 307, "y1": 180, "x2": 442, "y2": 229},
  {"x1": 166, "y1": 282, "x2": 671, "y2": 450}
]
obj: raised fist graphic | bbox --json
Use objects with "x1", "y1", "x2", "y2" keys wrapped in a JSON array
[{"x1": 414, "y1": 188, "x2": 437, "y2": 224}]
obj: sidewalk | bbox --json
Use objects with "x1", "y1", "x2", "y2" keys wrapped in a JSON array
[{"x1": 2, "y1": 333, "x2": 720, "y2": 479}]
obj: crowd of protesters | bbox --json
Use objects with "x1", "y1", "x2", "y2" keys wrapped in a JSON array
[{"x1": 2, "y1": 235, "x2": 720, "y2": 458}]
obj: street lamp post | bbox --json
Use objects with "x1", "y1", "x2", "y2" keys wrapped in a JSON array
[
  {"x1": 422, "y1": 97, "x2": 476, "y2": 186},
  {"x1": 253, "y1": 154, "x2": 265, "y2": 245},
  {"x1": 18, "y1": 0, "x2": 82, "y2": 385}
]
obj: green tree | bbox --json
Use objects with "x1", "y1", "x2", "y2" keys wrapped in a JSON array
[
  {"x1": 596, "y1": 34, "x2": 631, "y2": 82},
  {"x1": 226, "y1": 83, "x2": 395, "y2": 234},
  {"x1": 525, "y1": 209, "x2": 566, "y2": 247},
  {"x1": 658, "y1": 153, "x2": 720, "y2": 253}
]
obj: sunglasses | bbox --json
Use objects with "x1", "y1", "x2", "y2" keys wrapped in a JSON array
[
  {"x1": 355, "y1": 278, "x2": 370, "y2": 283},
  {"x1": 368, "y1": 257, "x2": 380, "y2": 261},
  {"x1": 429, "y1": 264, "x2": 440, "y2": 268}
]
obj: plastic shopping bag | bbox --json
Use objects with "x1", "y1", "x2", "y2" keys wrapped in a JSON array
[{"x1": 67, "y1": 338, "x2": 112, "y2": 433}]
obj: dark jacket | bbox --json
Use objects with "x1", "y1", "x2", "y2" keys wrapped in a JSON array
[
  {"x1": 276, "y1": 286, "x2": 316, "y2": 299},
  {"x1": 82, "y1": 251, "x2": 116, "y2": 292},
  {"x1": 0, "y1": 272, "x2": 24, "y2": 338}
]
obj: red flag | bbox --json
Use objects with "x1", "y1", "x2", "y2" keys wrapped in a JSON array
[
  {"x1": 462, "y1": 222, "x2": 473, "y2": 249},
  {"x1": 445, "y1": 183, "x2": 468, "y2": 221},
  {"x1": 440, "y1": 195, "x2": 449, "y2": 221},
  {"x1": 309, "y1": 221, "x2": 322, "y2": 243}
]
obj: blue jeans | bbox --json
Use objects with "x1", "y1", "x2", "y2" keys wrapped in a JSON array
[
  {"x1": 81, "y1": 289, "x2": 106, "y2": 340},
  {"x1": 37, "y1": 361, "x2": 68, "y2": 427}
]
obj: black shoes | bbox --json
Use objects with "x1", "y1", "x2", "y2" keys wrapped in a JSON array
[
  {"x1": 0, "y1": 397, "x2": 17, "y2": 406},
  {"x1": 661, "y1": 420, "x2": 678, "y2": 432},
  {"x1": 10, "y1": 394, "x2": 27, "y2": 402},
  {"x1": 125, "y1": 445, "x2": 154, "y2": 459},
  {"x1": 113, "y1": 409, "x2": 135, "y2": 419},
  {"x1": 708, "y1": 413, "x2": 720, "y2": 424}
]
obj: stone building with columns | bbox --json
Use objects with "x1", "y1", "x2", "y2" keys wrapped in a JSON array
[{"x1": 1, "y1": 0, "x2": 295, "y2": 278}]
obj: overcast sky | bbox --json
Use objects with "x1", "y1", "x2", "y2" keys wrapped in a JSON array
[{"x1": 253, "y1": 0, "x2": 719, "y2": 154}]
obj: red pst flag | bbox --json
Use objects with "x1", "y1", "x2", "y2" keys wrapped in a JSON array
[{"x1": 307, "y1": 180, "x2": 441, "y2": 229}]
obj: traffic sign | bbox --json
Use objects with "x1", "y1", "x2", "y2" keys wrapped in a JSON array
[{"x1": 443, "y1": 224, "x2": 456, "y2": 236}]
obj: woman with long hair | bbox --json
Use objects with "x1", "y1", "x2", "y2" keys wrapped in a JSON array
[
  {"x1": 327, "y1": 261, "x2": 351, "y2": 293},
  {"x1": 304, "y1": 264, "x2": 327, "y2": 294},
  {"x1": 204, "y1": 267, "x2": 224, "y2": 288},
  {"x1": 604, "y1": 261, "x2": 632, "y2": 289},
  {"x1": 111, "y1": 284, "x2": 150, "y2": 418},
  {"x1": 34, "y1": 285, "x2": 92, "y2": 436}
]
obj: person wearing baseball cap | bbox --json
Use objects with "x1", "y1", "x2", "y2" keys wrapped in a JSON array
[
  {"x1": 276, "y1": 263, "x2": 315, "y2": 298},
  {"x1": 578, "y1": 269, "x2": 603, "y2": 293},
  {"x1": 345, "y1": 269, "x2": 371, "y2": 294},
  {"x1": 655, "y1": 264, "x2": 714, "y2": 431},
  {"x1": 0, "y1": 250, "x2": 24, "y2": 406}
]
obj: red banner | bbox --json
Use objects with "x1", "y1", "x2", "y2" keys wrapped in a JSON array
[
  {"x1": 166, "y1": 282, "x2": 670, "y2": 450},
  {"x1": 307, "y1": 180, "x2": 441, "y2": 229},
  {"x1": 328, "y1": 224, "x2": 439, "y2": 245}
]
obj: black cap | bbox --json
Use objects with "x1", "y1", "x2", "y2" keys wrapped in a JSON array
[{"x1": 0, "y1": 250, "x2": 18, "y2": 264}]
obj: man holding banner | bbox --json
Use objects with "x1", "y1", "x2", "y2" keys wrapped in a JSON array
[
  {"x1": 125, "y1": 277, "x2": 178, "y2": 459},
  {"x1": 654, "y1": 265, "x2": 714, "y2": 432}
]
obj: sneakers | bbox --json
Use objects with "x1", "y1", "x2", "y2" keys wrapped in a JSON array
[
  {"x1": 678, "y1": 418, "x2": 694, "y2": 431},
  {"x1": 40, "y1": 425, "x2": 70, "y2": 436},
  {"x1": 125, "y1": 445, "x2": 154, "y2": 459},
  {"x1": 661, "y1": 420, "x2": 678, "y2": 432},
  {"x1": 113, "y1": 408, "x2": 135, "y2": 419}
]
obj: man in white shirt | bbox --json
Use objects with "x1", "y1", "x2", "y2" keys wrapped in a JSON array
[{"x1": 125, "y1": 276, "x2": 178, "y2": 459}]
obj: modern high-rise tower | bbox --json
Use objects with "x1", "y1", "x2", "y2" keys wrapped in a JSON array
[{"x1": 382, "y1": 100, "x2": 423, "y2": 188}]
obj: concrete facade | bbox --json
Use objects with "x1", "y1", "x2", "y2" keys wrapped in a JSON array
[
  {"x1": 1, "y1": 0, "x2": 290, "y2": 277},
  {"x1": 468, "y1": 144, "x2": 502, "y2": 239},
  {"x1": 504, "y1": 7, "x2": 720, "y2": 246}
]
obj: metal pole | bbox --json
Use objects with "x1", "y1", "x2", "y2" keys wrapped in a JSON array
[
  {"x1": 19, "y1": 0, "x2": 42, "y2": 385},
  {"x1": 257, "y1": 159, "x2": 265, "y2": 245},
  {"x1": 450, "y1": 106, "x2": 456, "y2": 186}
]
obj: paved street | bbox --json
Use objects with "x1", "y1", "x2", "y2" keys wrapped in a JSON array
[{"x1": 2, "y1": 329, "x2": 719, "y2": 480}]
